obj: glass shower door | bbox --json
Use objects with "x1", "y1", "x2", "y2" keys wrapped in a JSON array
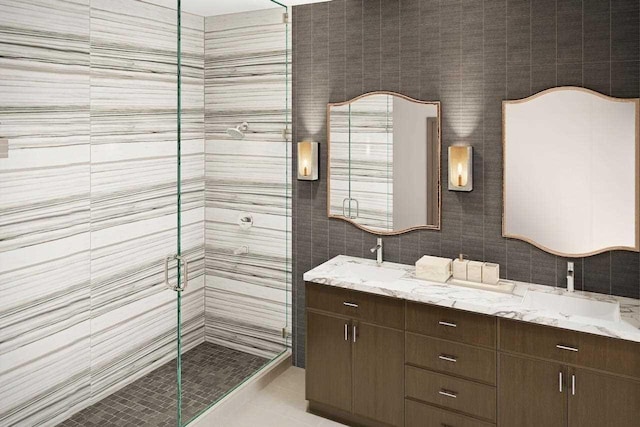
[{"x1": 176, "y1": 0, "x2": 291, "y2": 425}]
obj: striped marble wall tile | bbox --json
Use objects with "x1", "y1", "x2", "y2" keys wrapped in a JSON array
[
  {"x1": 204, "y1": 8, "x2": 292, "y2": 358},
  {"x1": 89, "y1": 0, "x2": 205, "y2": 404},
  {"x1": 1, "y1": 0, "x2": 206, "y2": 425},
  {"x1": 0, "y1": 1, "x2": 92, "y2": 426}
]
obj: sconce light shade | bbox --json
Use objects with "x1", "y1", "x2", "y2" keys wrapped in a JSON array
[
  {"x1": 297, "y1": 141, "x2": 319, "y2": 181},
  {"x1": 448, "y1": 145, "x2": 473, "y2": 191}
]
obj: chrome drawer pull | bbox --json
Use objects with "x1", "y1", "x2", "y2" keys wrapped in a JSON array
[
  {"x1": 344, "y1": 323, "x2": 348, "y2": 341},
  {"x1": 556, "y1": 344, "x2": 579, "y2": 352},
  {"x1": 438, "y1": 321, "x2": 457, "y2": 328},
  {"x1": 571, "y1": 374, "x2": 576, "y2": 396},
  {"x1": 353, "y1": 325, "x2": 357, "y2": 343},
  {"x1": 438, "y1": 354, "x2": 457, "y2": 363},
  {"x1": 438, "y1": 389, "x2": 458, "y2": 399},
  {"x1": 343, "y1": 302, "x2": 359, "y2": 308}
]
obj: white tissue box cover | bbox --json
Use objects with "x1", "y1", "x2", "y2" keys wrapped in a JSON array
[{"x1": 416, "y1": 256, "x2": 452, "y2": 282}]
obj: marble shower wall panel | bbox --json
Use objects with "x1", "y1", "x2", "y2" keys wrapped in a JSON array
[
  {"x1": 0, "y1": 1, "x2": 92, "y2": 425},
  {"x1": 204, "y1": 8, "x2": 292, "y2": 358},
  {"x1": 89, "y1": 0, "x2": 205, "y2": 402}
]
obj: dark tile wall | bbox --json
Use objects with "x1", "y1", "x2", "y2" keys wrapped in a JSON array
[{"x1": 291, "y1": 0, "x2": 640, "y2": 367}]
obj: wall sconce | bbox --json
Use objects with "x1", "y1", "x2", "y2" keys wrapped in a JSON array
[
  {"x1": 297, "y1": 141, "x2": 318, "y2": 181},
  {"x1": 448, "y1": 145, "x2": 473, "y2": 191}
]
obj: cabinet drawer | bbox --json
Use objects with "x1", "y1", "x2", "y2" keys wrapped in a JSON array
[
  {"x1": 406, "y1": 399, "x2": 495, "y2": 427},
  {"x1": 406, "y1": 302, "x2": 496, "y2": 348},
  {"x1": 499, "y1": 319, "x2": 640, "y2": 379},
  {"x1": 306, "y1": 282, "x2": 404, "y2": 329},
  {"x1": 405, "y1": 366, "x2": 496, "y2": 422},
  {"x1": 406, "y1": 333, "x2": 496, "y2": 385}
]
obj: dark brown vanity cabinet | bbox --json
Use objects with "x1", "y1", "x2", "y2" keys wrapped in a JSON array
[
  {"x1": 499, "y1": 319, "x2": 640, "y2": 427},
  {"x1": 306, "y1": 282, "x2": 640, "y2": 427},
  {"x1": 305, "y1": 283, "x2": 405, "y2": 427},
  {"x1": 306, "y1": 310, "x2": 353, "y2": 413},
  {"x1": 405, "y1": 302, "x2": 498, "y2": 426}
]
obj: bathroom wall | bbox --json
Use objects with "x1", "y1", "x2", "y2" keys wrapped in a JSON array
[
  {"x1": 204, "y1": 8, "x2": 292, "y2": 358},
  {"x1": 0, "y1": 0, "x2": 205, "y2": 425},
  {"x1": 292, "y1": 0, "x2": 640, "y2": 367}
]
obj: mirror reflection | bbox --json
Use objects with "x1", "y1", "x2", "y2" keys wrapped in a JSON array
[{"x1": 328, "y1": 92, "x2": 440, "y2": 234}]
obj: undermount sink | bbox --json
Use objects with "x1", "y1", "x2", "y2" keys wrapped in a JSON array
[
  {"x1": 521, "y1": 290, "x2": 621, "y2": 323},
  {"x1": 333, "y1": 262, "x2": 406, "y2": 282}
]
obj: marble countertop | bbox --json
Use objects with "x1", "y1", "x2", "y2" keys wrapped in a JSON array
[{"x1": 303, "y1": 255, "x2": 640, "y2": 344}]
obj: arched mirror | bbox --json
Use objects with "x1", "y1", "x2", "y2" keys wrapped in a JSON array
[{"x1": 503, "y1": 87, "x2": 639, "y2": 257}]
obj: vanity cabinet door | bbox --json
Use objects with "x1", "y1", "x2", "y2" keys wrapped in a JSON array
[
  {"x1": 306, "y1": 311, "x2": 352, "y2": 413},
  {"x1": 498, "y1": 354, "x2": 566, "y2": 427},
  {"x1": 567, "y1": 368, "x2": 640, "y2": 427},
  {"x1": 352, "y1": 322, "x2": 404, "y2": 427}
]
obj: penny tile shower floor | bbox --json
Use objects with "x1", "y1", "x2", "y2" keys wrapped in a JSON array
[{"x1": 58, "y1": 342, "x2": 268, "y2": 427}]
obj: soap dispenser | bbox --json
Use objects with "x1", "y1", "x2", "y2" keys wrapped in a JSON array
[{"x1": 452, "y1": 254, "x2": 469, "y2": 280}]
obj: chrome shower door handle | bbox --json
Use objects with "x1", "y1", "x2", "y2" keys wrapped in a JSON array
[{"x1": 164, "y1": 254, "x2": 189, "y2": 292}]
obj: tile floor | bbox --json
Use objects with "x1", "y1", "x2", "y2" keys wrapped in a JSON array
[
  {"x1": 215, "y1": 366, "x2": 347, "y2": 427},
  {"x1": 58, "y1": 342, "x2": 269, "y2": 427}
]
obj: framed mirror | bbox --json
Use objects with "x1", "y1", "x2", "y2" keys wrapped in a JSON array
[
  {"x1": 503, "y1": 87, "x2": 639, "y2": 257},
  {"x1": 327, "y1": 92, "x2": 441, "y2": 234}
]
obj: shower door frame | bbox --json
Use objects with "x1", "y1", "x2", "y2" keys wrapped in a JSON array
[{"x1": 174, "y1": 1, "x2": 291, "y2": 425}]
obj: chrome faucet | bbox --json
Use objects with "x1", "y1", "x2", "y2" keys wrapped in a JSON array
[
  {"x1": 566, "y1": 262, "x2": 575, "y2": 293},
  {"x1": 370, "y1": 237, "x2": 383, "y2": 266}
]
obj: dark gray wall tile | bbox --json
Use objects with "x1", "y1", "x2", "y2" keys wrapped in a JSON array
[
  {"x1": 611, "y1": 252, "x2": 640, "y2": 299},
  {"x1": 583, "y1": 252, "x2": 611, "y2": 294},
  {"x1": 380, "y1": 0, "x2": 400, "y2": 92},
  {"x1": 611, "y1": 2, "x2": 639, "y2": 62},
  {"x1": 612, "y1": 60, "x2": 640, "y2": 97},
  {"x1": 400, "y1": 232, "x2": 421, "y2": 265},
  {"x1": 532, "y1": 247, "x2": 557, "y2": 287},
  {"x1": 362, "y1": 0, "x2": 382, "y2": 93},
  {"x1": 557, "y1": 0, "x2": 582, "y2": 64},
  {"x1": 583, "y1": 61, "x2": 611, "y2": 94},
  {"x1": 583, "y1": 0, "x2": 611, "y2": 63}
]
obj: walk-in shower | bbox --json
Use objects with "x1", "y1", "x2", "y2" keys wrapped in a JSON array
[{"x1": 0, "y1": 0, "x2": 291, "y2": 426}]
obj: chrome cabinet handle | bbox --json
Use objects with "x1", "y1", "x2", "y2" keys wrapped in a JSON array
[
  {"x1": 556, "y1": 344, "x2": 579, "y2": 352},
  {"x1": 164, "y1": 254, "x2": 189, "y2": 292},
  {"x1": 559, "y1": 371, "x2": 563, "y2": 393},
  {"x1": 438, "y1": 321, "x2": 457, "y2": 328},
  {"x1": 438, "y1": 354, "x2": 457, "y2": 363},
  {"x1": 343, "y1": 302, "x2": 359, "y2": 308},
  {"x1": 571, "y1": 374, "x2": 576, "y2": 396},
  {"x1": 438, "y1": 389, "x2": 457, "y2": 399},
  {"x1": 344, "y1": 323, "x2": 349, "y2": 341},
  {"x1": 352, "y1": 325, "x2": 357, "y2": 343}
]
